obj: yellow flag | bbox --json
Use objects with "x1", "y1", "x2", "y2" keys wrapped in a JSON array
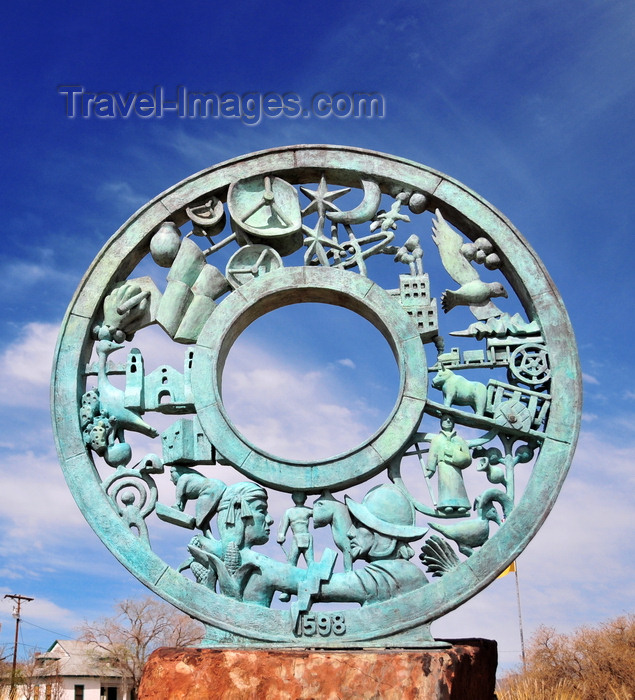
[{"x1": 497, "y1": 561, "x2": 516, "y2": 579}]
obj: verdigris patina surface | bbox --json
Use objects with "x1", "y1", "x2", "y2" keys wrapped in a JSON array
[{"x1": 51, "y1": 145, "x2": 581, "y2": 647}]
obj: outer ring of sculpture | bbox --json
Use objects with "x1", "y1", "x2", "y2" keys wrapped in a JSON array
[
  {"x1": 51, "y1": 145, "x2": 581, "y2": 644},
  {"x1": 192, "y1": 266, "x2": 427, "y2": 492}
]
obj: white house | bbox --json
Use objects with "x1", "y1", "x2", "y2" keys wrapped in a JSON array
[{"x1": 29, "y1": 640, "x2": 133, "y2": 700}]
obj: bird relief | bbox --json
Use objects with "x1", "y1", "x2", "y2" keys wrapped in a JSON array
[{"x1": 432, "y1": 210, "x2": 508, "y2": 318}]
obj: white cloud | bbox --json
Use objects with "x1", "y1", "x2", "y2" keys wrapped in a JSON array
[
  {"x1": 0, "y1": 260, "x2": 77, "y2": 301},
  {"x1": 98, "y1": 181, "x2": 149, "y2": 212},
  {"x1": 337, "y1": 358, "x2": 356, "y2": 369},
  {"x1": 0, "y1": 450, "x2": 86, "y2": 554},
  {"x1": 0, "y1": 590, "x2": 83, "y2": 641},
  {"x1": 613, "y1": 414, "x2": 635, "y2": 436},
  {"x1": 220, "y1": 340, "x2": 383, "y2": 461},
  {"x1": 582, "y1": 372, "x2": 600, "y2": 386},
  {"x1": 161, "y1": 127, "x2": 276, "y2": 172},
  {"x1": 0, "y1": 323, "x2": 59, "y2": 407},
  {"x1": 524, "y1": 434, "x2": 634, "y2": 619}
]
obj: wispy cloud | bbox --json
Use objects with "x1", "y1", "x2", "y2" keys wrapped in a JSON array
[
  {"x1": 0, "y1": 322, "x2": 59, "y2": 407},
  {"x1": 0, "y1": 261, "x2": 76, "y2": 304},
  {"x1": 222, "y1": 343, "x2": 379, "y2": 461},
  {"x1": 97, "y1": 180, "x2": 149, "y2": 211},
  {"x1": 0, "y1": 590, "x2": 84, "y2": 641},
  {"x1": 583, "y1": 372, "x2": 600, "y2": 386},
  {"x1": 0, "y1": 450, "x2": 86, "y2": 553},
  {"x1": 337, "y1": 358, "x2": 356, "y2": 369}
]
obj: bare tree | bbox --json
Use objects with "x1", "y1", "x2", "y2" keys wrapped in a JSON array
[
  {"x1": 498, "y1": 614, "x2": 635, "y2": 700},
  {"x1": 16, "y1": 656, "x2": 39, "y2": 700},
  {"x1": 0, "y1": 646, "x2": 12, "y2": 700},
  {"x1": 18, "y1": 656, "x2": 63, "y2": 700},
  {"x1": 78, "y1": 597, "x2": 205, "y2": 695},
  {"x1": 0, "y1": 653, "x2": 63, "y2": 700}
]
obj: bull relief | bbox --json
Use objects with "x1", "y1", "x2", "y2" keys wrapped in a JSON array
[{"x1": 52, "y1": 146, "x2": 581, "y2": 648}]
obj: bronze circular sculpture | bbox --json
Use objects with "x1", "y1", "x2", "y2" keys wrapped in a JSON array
[{"x1": 52, "y1": 145, "x2": 581, "y2": 647}]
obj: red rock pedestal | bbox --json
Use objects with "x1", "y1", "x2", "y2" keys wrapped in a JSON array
[{"x1": 138, "y1": 640, "x2": 497, "y2": 700}]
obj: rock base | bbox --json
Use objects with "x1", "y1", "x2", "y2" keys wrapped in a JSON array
[{"x1": 138, "y1": 639, "x2": 497, "y2": 700}]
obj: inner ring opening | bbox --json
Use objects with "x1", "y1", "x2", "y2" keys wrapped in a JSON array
[{"x1": 220, "y1": 302, "x2": 401, "y2": 462}]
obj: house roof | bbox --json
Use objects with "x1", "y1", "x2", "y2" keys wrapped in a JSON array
[{"x1": 36, "y1": 640, "x2": 129, "y2": 679}]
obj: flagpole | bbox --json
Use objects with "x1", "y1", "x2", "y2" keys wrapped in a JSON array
[{"x1": 513, "y1": 563, "x2": 526, "y2": 669}]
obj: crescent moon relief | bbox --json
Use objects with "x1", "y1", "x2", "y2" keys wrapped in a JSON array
[{"x1": 52, "y1": 147, "x2": 580, "y2": 647}]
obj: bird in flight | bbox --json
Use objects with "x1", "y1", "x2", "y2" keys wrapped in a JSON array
[{"x1": 432, "y1": 209, "x2": 508, "y2": 319}]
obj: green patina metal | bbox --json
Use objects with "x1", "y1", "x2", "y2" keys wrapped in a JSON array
[{"x1": 51, "y1": 145, "x2": 581, "y2": 647}]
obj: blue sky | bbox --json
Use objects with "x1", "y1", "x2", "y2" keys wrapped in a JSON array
[{"x1": 1, "y1": 0, "x2": 634, "y2": 673}]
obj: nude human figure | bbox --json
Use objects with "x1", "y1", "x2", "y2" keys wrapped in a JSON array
[{"x1": 277, "y1": 491, "x2": 314, "y2": 566}]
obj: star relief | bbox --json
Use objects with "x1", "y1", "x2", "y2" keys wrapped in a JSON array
[
  {"x1": 302, "y1": 215, "x2": 345, "y2": 267},
  {"x1": 300, "y1": 175, "x2": 351, "y2": 218}
]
